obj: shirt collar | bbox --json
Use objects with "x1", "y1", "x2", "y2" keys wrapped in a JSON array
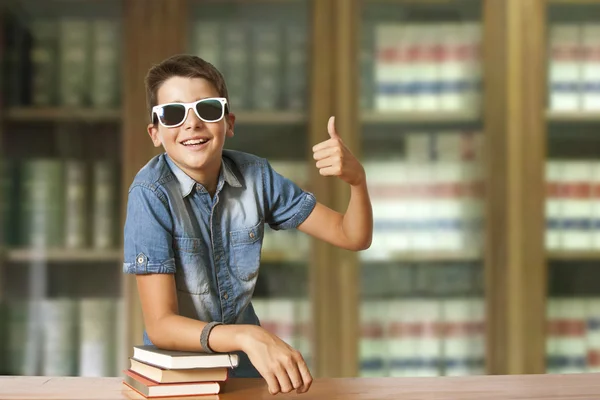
[{"x1": 165, "y1": 153, "x2": 241, "y2": 197}]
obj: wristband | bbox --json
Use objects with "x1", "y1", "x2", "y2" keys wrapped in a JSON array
[{"x1": 200, "y1": 321, "x2": 223, "y2": 353}]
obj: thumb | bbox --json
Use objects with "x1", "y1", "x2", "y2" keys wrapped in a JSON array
[{"x1": 327, "y1": 116, "x2": 339, "y2": 139}]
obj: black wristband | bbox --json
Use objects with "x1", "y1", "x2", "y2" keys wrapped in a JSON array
[{"x1": 200, "y1": 321, "x2": 223, "y2": 353}]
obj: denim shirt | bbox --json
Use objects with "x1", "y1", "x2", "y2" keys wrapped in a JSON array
[{"x1": 122, "y1": 149, "x2": 316, "y2": 377}]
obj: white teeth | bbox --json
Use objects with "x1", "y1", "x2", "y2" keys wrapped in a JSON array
[{"x1": 182, "y1": 138, "x2": 208, "y2": 145}]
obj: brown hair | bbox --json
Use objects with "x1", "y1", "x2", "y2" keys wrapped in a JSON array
[{"x1": 145, "y1": 54, "x2": 229, "y2": 123}]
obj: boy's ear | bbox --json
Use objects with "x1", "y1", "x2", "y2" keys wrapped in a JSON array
[
  {"x1": 226, "y1": 113, "x2": 235, "y2": 138},
  {"x1": 147, "y1": 124, "x2": 162, "y2": 147}
]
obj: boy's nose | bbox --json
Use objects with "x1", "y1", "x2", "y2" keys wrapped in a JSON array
[{"x1": 183, "y1": 108, "x2": 204, "y2": 129}]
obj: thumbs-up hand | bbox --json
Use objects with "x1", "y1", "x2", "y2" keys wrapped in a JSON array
[{"x1": 312, "y1": 116, "x2": 366, "y2": 186}]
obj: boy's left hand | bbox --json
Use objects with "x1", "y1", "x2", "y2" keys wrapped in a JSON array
[{"x1": 312, "y1": 116, "x2": 365, "y2": 186}]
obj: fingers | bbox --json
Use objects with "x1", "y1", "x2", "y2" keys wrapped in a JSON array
[
  {"x1": 285, "y1": 352, "x2": 304, "y2": 392},
  {"x1": 313, "y1": 146, "x2": 342, "y2": 161},
  {"x1": 318, "y1": 165, "x2": 342, "y2": 177},
  {"x1": 267, "y1": 351, "x2": 312, "y2": 395},
  {"x1": 312, "y1": 137, "x2": 339, "y2": 153},
  {"x1": 273, "y1": 365, "x2": 294, "y2": 394},
  {"x1": 263, "y1": 372, "x2": 281, "y2": 396},
  {"x1": 296, "y1": 357, "x2": 313, "y2": 394}
]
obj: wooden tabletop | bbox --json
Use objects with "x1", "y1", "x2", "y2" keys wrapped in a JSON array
[{"x1": 2, "y1": 373, "x2": 600, "y2": 400}]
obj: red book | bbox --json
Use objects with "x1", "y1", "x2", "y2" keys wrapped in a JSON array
[{"x1": 123, "y1": 369, "x2": 221, "y2": 398}]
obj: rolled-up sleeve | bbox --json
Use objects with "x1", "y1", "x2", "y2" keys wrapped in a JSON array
[
  {"x1": 263, "y1": 159, "x2": 317, "y2": 230},
  {"x1": 122, "y1": 184, "x2": 176, "y2": 274}
]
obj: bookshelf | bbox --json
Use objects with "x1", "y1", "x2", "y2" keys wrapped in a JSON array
[
  {"x1": 544, "y1": 0, "x2": 600, "y2": 374},
  {"x1": 2, "y1": 0, "x2": 598, "y2": 381},
  {"x1": 0, "y1": 0, "x2": 125, "y2": 378}
]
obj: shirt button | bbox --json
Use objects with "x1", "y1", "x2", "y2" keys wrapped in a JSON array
[{"x1": 223, "y1": 292, "x2": 229, "y2": 300}]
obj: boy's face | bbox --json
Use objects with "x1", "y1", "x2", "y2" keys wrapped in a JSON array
[{"x1": 147, "y1": 76, "x2": 235, "y2": 182}]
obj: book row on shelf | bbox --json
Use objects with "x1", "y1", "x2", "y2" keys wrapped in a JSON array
[
  {"x1": 546, "y1": 160, "x2": 600, "y2": 251},
  {"x1": 4, "y1": 296, "x2": 600, "y2": 379},
  {"x1": 361, "y1": 22, "x2": 482, "y2": 112},
  {"x1": 5, "y1": 16, "x2": 121, "y2": 108},
  {"x1": 363, "y1": 130, "x2": 485, "y2": 259},
  {"x1": 357, "y1": 296, "x2": 600, "y2": 378},
  {"x1": 0, "y1": 297, "x2": 312, "y2": 379},
  {"x1": 0, "y1": 159, "x2": 118, "y2": 250},
  {"x1": 190, "y1": 19, "x2": 307, "y2": 112},
  {"x1": 546, "y1": 297, "x2": 600, "y2": 374},
  {"x1": 361, "y1": 263, "x2": 482, "y2": 300},
  {"x1": 548, "y1": 24, "x2": 600, "y2": 112},
  {"x1": 358, "y1": 297, "x2": 485, "y2": 378},
  {"x1": 0, "y1": 297, "x2": 126, "y2": 377}
]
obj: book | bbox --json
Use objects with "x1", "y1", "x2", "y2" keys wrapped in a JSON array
[
  {"x1": 129, "y1": 358, "x2": 228, "y2": 383},
  {"x1": 132, "y1": 345, "x2": 239, "y2": 370},
  {"x1": 122, "y1": 385, "x2": 219, "y2": 400},
  {"x1": 123, "y1": 369, "x2": 221, "y2": 397}
]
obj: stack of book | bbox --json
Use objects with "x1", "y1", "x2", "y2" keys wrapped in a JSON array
[{"x1": 122, "y1": 345, "x2": 239, "y2": 398}]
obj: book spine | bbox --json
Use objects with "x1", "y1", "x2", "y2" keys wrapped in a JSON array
[
  {"x1": 549, "y1": 24, "x2": 582, "y2": 111},
  {"x1": 90, "y1": 20, "x2": 121, "y2": 108}
]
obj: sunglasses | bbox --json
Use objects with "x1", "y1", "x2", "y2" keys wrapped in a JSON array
[{"x1": 152, "y1": 97, "x2": 228, "y2": 128}]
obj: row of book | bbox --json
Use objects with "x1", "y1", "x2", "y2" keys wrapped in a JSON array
[
  {"x1": 191, "y1": 20, "x2": 307, "y2": 112},
  {"x1": 359, "y1": 296, "x2": 600, "y2": 377},
  {"x1": 361, "y1": 22, "x2": 482, "y2": 112},
  {"x1": 546, "y1": 297, "x2": 600, "y2": 374},
  {"x1": 7, "y1": 296, "x2": 598, "y2": 381},
  {"x1": 0, "y1": 297, "x2": 126, "y2": 377},
  {"x1": 0, "y1": 297, "x2": 312, "y2": 378},
  {"x1": 4, "y1": 16, "x2": 121, "y2": 108},
  {"x1": 359, "y1": 298, "x2": 485, "y2": 377},
  {"x1": 361, "y1": 263, "x2": 483, "y2": 300},
  {"x1": 0, "y1": 159, "x2": 119, "y2": 249},
  {"x1": 548, "y1": 24, "x2": 600, "y2": 111},
  {"x1": 362, "y1": 131, "x2": 485, "y2": 259},
  {"x1": 546, "y1": 160, "x2": 600, "y2": 251}
]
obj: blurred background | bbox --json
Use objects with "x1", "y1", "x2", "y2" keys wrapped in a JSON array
[{"x1": 1, "y1": 0, "x2": 599, "y2": 380}]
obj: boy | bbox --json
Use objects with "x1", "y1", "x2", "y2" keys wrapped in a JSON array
[{"x1": 123, "y1": 54, "x2": 373, "y2": 395}]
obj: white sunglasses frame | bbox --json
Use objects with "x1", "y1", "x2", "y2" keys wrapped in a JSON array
[{"x1": 151, "y1": 97, "x2": 228, "y2": 128}]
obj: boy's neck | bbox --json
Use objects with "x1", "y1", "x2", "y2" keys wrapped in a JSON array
[
  {"x1": 173, "y1": 158, "x2": 221, "y2": 197},
  {"x1": 191, "y1": 162, "x2": 220, "y2": 197}
]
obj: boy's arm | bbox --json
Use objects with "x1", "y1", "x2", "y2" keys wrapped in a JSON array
[
  {"x1": 297, "y1": 116, "x2": 373, "y2": 251},
  {"x1": 136, "y1": 273, "x2": 312, "y2": 395}
]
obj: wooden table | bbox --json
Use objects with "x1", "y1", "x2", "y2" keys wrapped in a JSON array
[{"x1": 1, "y1": 373, "x2": 600, "y2": 399}]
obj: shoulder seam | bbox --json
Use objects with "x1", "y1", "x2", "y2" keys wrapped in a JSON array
[{"x1": 129, "y1": 182, "x2": 169, "y2": 207}]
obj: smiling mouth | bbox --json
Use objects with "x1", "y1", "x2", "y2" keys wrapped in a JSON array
[{"x1": 181, "y1": 138, "x2": 210, "y2": 147}]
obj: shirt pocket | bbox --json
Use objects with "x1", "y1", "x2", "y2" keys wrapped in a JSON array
[
  {"x1": 229, "y1": 220, "x2": 264, "y2": 281},
  {"x1": 173, "y1": 237, "x2": 210, "y2": 295}
]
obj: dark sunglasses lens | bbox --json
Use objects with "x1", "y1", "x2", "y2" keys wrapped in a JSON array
[
  {"x1": 196, "y1": 99, "x2": 223, "y2": 121},
  {"x1": 159, "y1": 104, "x2": 186, "y2": 126}
]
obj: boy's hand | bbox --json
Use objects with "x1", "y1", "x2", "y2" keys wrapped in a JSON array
[
  {"x1": 312, "y1": 116, "x2": 365, "y2": 186},
  {"x1": 240, "y1": 325, "x2": 313, "y2": 395}
]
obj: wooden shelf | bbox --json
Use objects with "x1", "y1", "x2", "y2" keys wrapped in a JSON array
[
  {"x1": 361, "y1": 111, "x2": 480, "y2": 124},
  {"x1": 4, "y1": 248, "x2": 122, "y2": 263},
  {"x1": 361, "y1": 250, "x2": 482, "y2": 263},
  {"x1": 234, "y1": 111, "x2": 306, "y2": 125},
  {"x1": 547, "y1": 251, "x2": 600, "y2": 261},
  {"x1": 5, "y1": 107, "x2": 121, "y2": 122},
  {"x1": 546, "y1": 110, "x2": 600, "y2": 122}
]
